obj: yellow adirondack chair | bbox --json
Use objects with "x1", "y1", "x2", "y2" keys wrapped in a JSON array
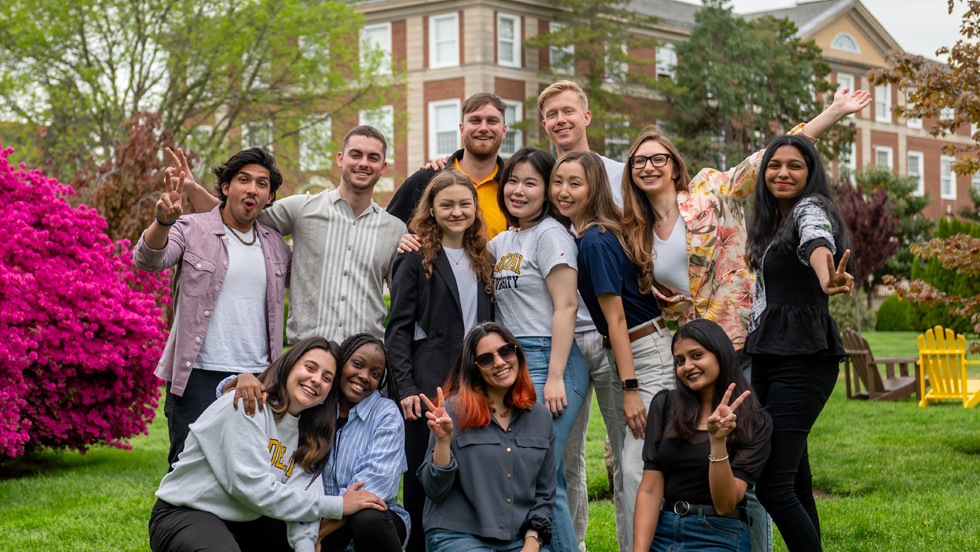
[{"x1": 916, "y1": 326, "x2": 980, "y2": 408}]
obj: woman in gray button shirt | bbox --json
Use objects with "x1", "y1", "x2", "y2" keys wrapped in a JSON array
[{"x1": 418, "y1": 322, "x2": 557, "y2": 552}]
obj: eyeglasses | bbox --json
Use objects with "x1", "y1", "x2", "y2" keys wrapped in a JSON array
[
  {"x1": 475, "y1": 343, "x2": 518, "y2": 369},
  {"x1": 629, "y1": 154, "x2": 673, "y2": 169}
]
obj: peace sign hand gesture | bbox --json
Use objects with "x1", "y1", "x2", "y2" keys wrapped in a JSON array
[
  {"x1": 420, "y1": 387, "x2": 454, "y2": 443},
  {"x1": 707, "y1": 383, "x2": 751, "y2": 442},
  {"x1": 822, "y1": 249, "x2": 854, "y2": 297},
  {"x1": 155, "y1": 167, "x2": 186, "y2": 226}
]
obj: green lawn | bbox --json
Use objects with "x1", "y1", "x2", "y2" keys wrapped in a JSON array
[{"x1": 2, "y1": 331, "x2": 979, "y2": 551}]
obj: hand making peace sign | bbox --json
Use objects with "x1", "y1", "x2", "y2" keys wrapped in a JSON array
[
  {"x1": 706, "y1": 383, "x2": 751, "y2": 441},
  {"x1": 155, "y1": 166, "x2": 186, "y2": 226},
  {"x1": 420, "y1": 387, "x2": 454, "y2": 443},
  {"x1": 821, "y1": 248, "x2": 853, "y2": 297}
]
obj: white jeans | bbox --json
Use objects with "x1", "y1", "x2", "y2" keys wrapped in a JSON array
[
  {"x1": 603, "y1": 320, "x2": 675, "y2": 552},
  {"x1": 565, "y1": 329, "x2": 626, "y2": 552}
]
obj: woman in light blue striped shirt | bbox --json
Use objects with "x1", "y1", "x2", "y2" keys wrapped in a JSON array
[{"x1": 316, "y1": 333, "x2": 409, "y2": 552}]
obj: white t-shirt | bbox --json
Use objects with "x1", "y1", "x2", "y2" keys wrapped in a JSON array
[
  {"x1": 444, "y1": 247, "x2": 479, "y2": 336},
  {"x1": 196, "y1": 226, "x2": 271, "y2": 372},
  {"x1": 489, "y1": 217, "x2": 578, "y2": 337},
  {"x1": 652, "y1": 216, "x2": 691, "y2": 296}
]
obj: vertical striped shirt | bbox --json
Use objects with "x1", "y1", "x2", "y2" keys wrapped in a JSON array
[{"x1": 259, "y1": 189, "x2": 406, "y2": 344}]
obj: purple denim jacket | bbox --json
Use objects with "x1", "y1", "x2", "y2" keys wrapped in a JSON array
[{"x1": 133, "y1": 207, "x2": 291, "y2": 396}]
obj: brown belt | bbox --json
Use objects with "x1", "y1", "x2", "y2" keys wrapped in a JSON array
[{"x1": 601, "y1": 317, "x2": 666, "y2": 349}]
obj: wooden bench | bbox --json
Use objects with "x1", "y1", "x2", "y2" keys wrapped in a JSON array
[{"x1": 842, "y1": 328, "x2": 920, "y2": 401}]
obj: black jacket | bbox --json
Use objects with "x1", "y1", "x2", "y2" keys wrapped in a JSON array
[{"x1": 385, "y1": 249, "x2": 494, "y2": 401}]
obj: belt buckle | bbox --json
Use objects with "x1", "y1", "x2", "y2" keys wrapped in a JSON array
[{"x1": 672, "y1": 500, "x2": 690, "y2": 515}]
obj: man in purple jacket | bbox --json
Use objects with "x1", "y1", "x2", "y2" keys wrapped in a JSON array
[{"x1": 134, "y1": 147, "x2": 292, "y2": 469}]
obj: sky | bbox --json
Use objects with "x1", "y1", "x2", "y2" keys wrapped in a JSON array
[{"x1": 680, "y1": 0, "x2": 964, "y2": 61}]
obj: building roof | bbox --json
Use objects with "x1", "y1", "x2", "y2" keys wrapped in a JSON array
[
  {"x1": 740, "y1": 0, "x2": 854, "y2": 36},
  {"x1": 630, "y1": 0, "x2": 702, "y2": 28}
]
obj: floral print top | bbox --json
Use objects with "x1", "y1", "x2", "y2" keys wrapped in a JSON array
[{"x1": 651, "y1": 123, "x2": 808, "y2": 349}]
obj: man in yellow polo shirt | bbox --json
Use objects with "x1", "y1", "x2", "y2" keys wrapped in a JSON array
[{"x1": 387, "y1": 92, "x2": 508, "y2": 238}]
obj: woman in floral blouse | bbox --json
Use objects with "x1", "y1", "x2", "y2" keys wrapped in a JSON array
[{"x1": 618, "y1": 87, "x2": 870, "y2": 350}]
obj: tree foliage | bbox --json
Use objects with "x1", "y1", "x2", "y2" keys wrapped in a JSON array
[
  {"x1": 0, "y1": 0, "x2": 397, "y2": 183},
  {"x1": 524, "y1": 0, "x2": 662, "y2": 156},
  {"x1": 0, "y1": 141, "x2": 168, "y2": 458},
  {"x1": 665, "y1": 0, "x2": 849, "y2": 172}
]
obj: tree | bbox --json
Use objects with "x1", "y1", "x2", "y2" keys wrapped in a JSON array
[
  {"x1": 871, "y1": 0, "x2": 980, "y2": 349},
  {"x1": 832, "y1": 180, "x2": 899, "y2": 332},
  {"x1": 665, "y1": 0, "x2": 850, "y2": 171},
  {"x1": 0, "y1": 141, "x2": 168, "y2": 458},
  {"x1": 524, "y1": 0, "x2": 662, "y2": 156},
  {"x1": 0, "y1": 0, "x2": 397, "y2": 183}
]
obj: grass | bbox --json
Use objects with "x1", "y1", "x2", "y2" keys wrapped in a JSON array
[{"x1": 3, "y1": 331, "x2": 979, "y2": 551}]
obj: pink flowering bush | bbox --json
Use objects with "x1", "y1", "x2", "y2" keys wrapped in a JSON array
[{"x1": 0, "y1": 142, "x2": 169, "y2": 458}]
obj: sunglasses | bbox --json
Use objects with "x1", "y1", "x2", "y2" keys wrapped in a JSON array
[
  {"x1": 629, "y1": 153, "x2": 673, "y2": 169},
  {"x1": 475, "y1": 343, "x2": 518, "y2": 369}
]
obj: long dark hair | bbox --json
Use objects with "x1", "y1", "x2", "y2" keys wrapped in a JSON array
[
  {"x1": 746, "y1": 134, "x2": 849, "y2": 269},
  {"x1": 497, "y1": 147, "x2": 556, "y2": 227},
  {"x1": 338, "y1": 333, "x2": 400, "y2": 401},
  {"x1": 443, "y1": 322, "x2": 536, "y2": 430},
  {"x1": 255, "y1": 336, "x2": 341, "y2": 473},
  {"x1": 665, "y1": 320, "x2": 762, "y2": 446},
  {"x1": 408, "y1": 170, "x2": 495, "y2": 297}
]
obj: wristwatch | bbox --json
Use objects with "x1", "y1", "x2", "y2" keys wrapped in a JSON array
[
  {"x1": 622, "y1": 378, "x2": 639, "y2": 391},
  {"x1": 524, "y1": 529, "x2": 543, "y2": 546}
]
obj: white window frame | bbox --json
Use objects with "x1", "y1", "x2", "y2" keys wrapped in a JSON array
[
  {"x1": 907, "y1": 151, "x2": 924, "y2": 196},
  {"x1": 549, "y1": 22, "x2": 574, "y2": 75},
  {"x1": 940, "y1": 107, "x2": 955, "y2": 122},
  {"x1": 830, "y1": 32, "x2": 861, "y2": 53},
  {"x1": 840, "y1": 140, "x2": 857, "y2": 185},
  {"x1": 428, "y1": 99, "x2": 461, "y2": 158},
  {"x1": 656, "y1": 43, "x2": 676, "y2": 79},
  {"x1": 940, "y1": 155, "x2": 957, "y2": 200},
  {"x1": 243, "y1": 120, "x2": 273, "y2": 152},
  {"x1": 875, "y1": 84, "x2": 891, "y2": 123},
  {"x1": 874, "y1": 145, "x2": 893, "y2": 170},
  {"x1": 499, "y1": 100, "x2": 523, "y2": 157},
  {"x1": 605, "y1": 41, "x2": 628, "y2": 82},
  {"x1": 429, "y1": 13, "x2": 459, "y2": 68},
  {"x1": 605, "y1": 120, "x2": 631, "y2": 159},
  {"x1": 497, "y1": 14, "x2": 521, "y2": 68},
  {"x1": 359, "y1": 105, "x2": 395, "y2": 161},
  {"x1": 973, "y1": 170, "x2": 980, "y2": 192},
  {"x1": 361, "y1": 23, "x2": 392, "y2": 75},
  {"x1": 299, "y1": 116, "x2": 332, "y2": 172},
  {"x1": 836, "y1": 74, "x2": 854, "y2": 118}
]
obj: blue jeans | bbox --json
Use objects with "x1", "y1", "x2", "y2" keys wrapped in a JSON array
[
  {"x1": 518, "y1": 336, "x2": 588, "y2": 552},
  {"x1": 425, "y1": 528, "x2": 541, "y2": 552},
  {"x1": 652, "y1": 510, "x2": 750, "y2": 552}
]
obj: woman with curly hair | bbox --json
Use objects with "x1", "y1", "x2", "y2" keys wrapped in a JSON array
[{"x1": 385, "y1": 169, "x2": 495, "y2": 552}]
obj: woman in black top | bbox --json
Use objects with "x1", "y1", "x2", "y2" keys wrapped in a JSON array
[
  {"x1": 634, "y1": 319, "x2": 772, "y2": 552},
  {"x1": 744, "y1": 135, "x2": 853, "y2": 552},
  {"x1": 385, "y1": 170, "x2": 495, "y2": 552}
]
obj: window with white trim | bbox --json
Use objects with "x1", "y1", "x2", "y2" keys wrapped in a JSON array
[
  {"x1": 874, "y1": 145, "x2": 892, "y2": 170},
  {"x1": 903, "y1": 88, "x2": 922, "y2": 128},
  {"x1": 941, "y1": 156, "x2": 956, "y2": 199},
  {"x1": 840, "y1": 140, "x2": 857, "y2": 185},
  {"x1": 835, "y1": 74, "x2": 854, "y2": 119},
  {"x1": 907, "y1": 151, "x2": 924, "y2": 196},
  {"x1": 361, "y1": 23, "x2": 392, "y2": 75},
  {"x1": 497, "y1": 14, "x2": 521, "y2": 68},
  {"x1": 429, "y1": 99, "x2": 460, "y2": 158},
  {"x1": 875, "y1": 84, "x2": 891, "y2": 123},
  {"x1": 606, "y1": 120, "x2": 631, "y2": 159},
  {"x1": 359, "y1": 105, "x2": 395, "y2": 161},
  {"x1": 656, "y1": 43, "x2": 676, "y2": 79},
  {"x1": 973, "y1": 170, "x2": 980, "y2": 192},
  {"x1": 500, "y1": 100, "x2": 523, "y2": 157},
  {"x1": 605, "y1": 41, "x2": 628, "y2": 82},
  {"x1": 940, "y1": 107, "x2": 955, "y2": 121},
  {"x1": 831, "y1": 32, "x2": 861, "y2": 53},
  {"x1": 243, "y1": 120, "x2": 273, "y2": 152},
  {"x1": 299, "y1": 116, "x2": 332, "y2": 172},
  {"x1": 549, "y1": 23, "x2": 574, "y2": 75},
  {"x1": 429, "y1": 13, "x2": 459, "y2": 68}
]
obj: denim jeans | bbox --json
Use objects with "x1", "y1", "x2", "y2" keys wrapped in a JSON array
[
  {"x1": 739, "y1": 358, "x2": 774, "y2": 552},
  {"x1": 651, "y1": 510, "x2": 751, "y2": 552},
  {"x1": 425, "y1": 528, "x2": 541, "y2": 552},
  {"x1": 519, "y1": 336, "x2": 588, "y2": 552},
  {"x1": 751, "y1": 355, "x2": 839, "y2": 552},
  {"x1": 603, "y1": 320, "x2": 675, "y2": 552}
]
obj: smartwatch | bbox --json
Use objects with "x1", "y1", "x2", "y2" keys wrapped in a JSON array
[{"x1": 622, "y1": 378, "x2": 639, "y2": 390}]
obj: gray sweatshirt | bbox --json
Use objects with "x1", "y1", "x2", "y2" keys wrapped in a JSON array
[{"x1": 156, "y1": 394, "x2": 343, "y2": 552}]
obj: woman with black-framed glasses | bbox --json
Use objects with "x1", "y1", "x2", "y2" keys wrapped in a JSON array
[{"x1": 418, "y1": 322, "x2": 556, "y2": 552}]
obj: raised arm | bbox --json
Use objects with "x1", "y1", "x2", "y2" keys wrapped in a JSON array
[
  {"x1": 166, "y1": 147, "x2": 221, "y2": 213},
  {"x1": 132, "y1": 169, "x2": 189, "y2": 271},
  {"x1": 705, "y1": 383, "x2": 752, "y2": 514},
  {"x1": 802, "y1": 88, "x2": 872, "y2": 140}
]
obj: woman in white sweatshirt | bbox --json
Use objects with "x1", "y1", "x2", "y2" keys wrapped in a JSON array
[{"x1": 148, "y1": 337, "x2": 388, "y2": 552}]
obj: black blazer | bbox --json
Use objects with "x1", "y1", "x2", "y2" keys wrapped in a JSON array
[{"x1": 385, "y1": 249, "x2": 494, "y2": 402}]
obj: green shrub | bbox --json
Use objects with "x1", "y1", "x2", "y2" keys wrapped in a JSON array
[
  {"x1": 830, "y1": 288, "x2": 876, "y2": 332},
  {"x1": 875, "y1": 295, "x2": 912, "y2": 331}
]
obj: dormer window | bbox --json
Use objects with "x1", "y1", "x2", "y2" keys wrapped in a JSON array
[{"x1": 831, "y1": 32, "x2": 860, "y2": 53}]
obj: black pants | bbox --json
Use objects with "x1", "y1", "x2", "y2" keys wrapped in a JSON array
[
  {"x1": 403, "y1": 416, "x2": 430, "y2": 552},
  {"x1": 751, "y1": 355, "x2": 839, "y2": 552},
  {"x1": 164, "y1": 370, "x2": 234, "y2": 469},
  {"x1": 149, "y1": 499, "x2": 291, "y2": 552},
  {"x1": 319, "y1": 508, "x2": 407, "y2": 552}
]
